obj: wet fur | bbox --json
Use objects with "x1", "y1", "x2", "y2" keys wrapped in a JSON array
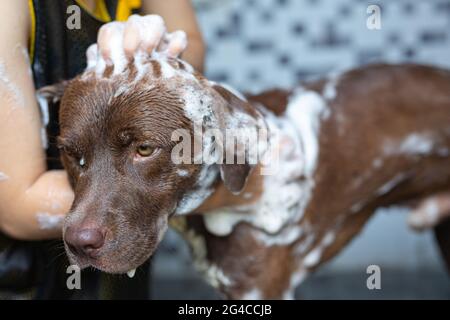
[{"x1": 52, "y1": 61, "x2": 450, "y2": 297}]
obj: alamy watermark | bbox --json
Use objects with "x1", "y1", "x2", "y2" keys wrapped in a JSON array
[
  {"x1": 66, "y1": 5, "x2": 81, "y2": 30},
  {"x1": 170, "y1": 123, "x2": 280, "y2": 176},
  {"x1": 367, "y1": 5, "x2": 382, "y2": 30},
  {"x1": 366, "y1": 264, "x2": 381, "y2": 290},
  {"x1": 66, "y1": 265, "x2": 81, "y2": 290}
]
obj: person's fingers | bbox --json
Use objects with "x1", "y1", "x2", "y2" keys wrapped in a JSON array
[
  {"x1": 86, "y1": 44, "x2": 98, "y2": 69},
  {"x1": 97, "y1": 24, "x2": 114, "y2": 64},
  {"x1": 166, "y1": 30, "x2": 188, "y2": 58},
  {"x1": 98, "y1": 22, "x2": 126, "y2": 65},
  {"x1": 139, "y1": 15, "x2": 166, "y2": 54},
  {"x1": 123, "y1": 15, "x2": 142, "y2": 60},
  {"x1": 98, "y1": 22, "x2": 128, "y2": 74},
  {"x1": 97, "y1": 14, "x2": 186, "y2": 70}
]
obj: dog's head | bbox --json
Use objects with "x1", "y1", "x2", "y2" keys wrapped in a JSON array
[{"x1": 49, "y1": 56, "x2": 265, "y2": 273}]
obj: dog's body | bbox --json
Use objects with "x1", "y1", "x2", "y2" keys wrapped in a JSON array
[
  {"x1": 174, "y1": 64, "x2": 450, "y2": 299},
  {"x1": 53, "y1": 54, "x2": 450, "y2": 299}
]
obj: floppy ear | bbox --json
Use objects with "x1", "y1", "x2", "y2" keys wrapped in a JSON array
[
  {"x1": 211, "y1": 84, "x2": 265, "y2": 195},
  {"x1": 34, "y1": 81, "x2": 70, "y2": 151},
  {"x1": 36, "y1": 80, "x2": 69, "y2": 105},
  {"x1": 220, "y1": 162, "x2": 253, "y2": 195}
]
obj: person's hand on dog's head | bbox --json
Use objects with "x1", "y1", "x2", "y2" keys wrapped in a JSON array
[{"x1": 91, "y1": 14, "x2": 188, "y2": 73}]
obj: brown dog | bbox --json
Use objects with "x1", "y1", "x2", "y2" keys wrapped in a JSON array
[{"x1": 46, "y1": 56, "x2": 450, "y2": 299}]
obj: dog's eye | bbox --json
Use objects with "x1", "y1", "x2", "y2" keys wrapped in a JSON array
[
  {"x1": 137, "y1": 145, "x2": 154, "y2": 157},
  {"x1": 79, "y1": 157, "x2": 86, "y2": 168},
  {"x1": 59, "y1": 145, "x2": 85, "y2": 167}
]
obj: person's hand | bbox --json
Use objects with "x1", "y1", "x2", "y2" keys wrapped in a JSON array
[{"x1": 87, "y1": 15, "x2": 188, "y2": 73}]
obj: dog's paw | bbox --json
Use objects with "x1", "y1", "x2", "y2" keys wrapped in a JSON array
[{"x1": 87, "y1": 14, "x2": 188, "y2": 75}]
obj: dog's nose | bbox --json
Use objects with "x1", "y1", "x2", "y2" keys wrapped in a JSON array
[{"x1": 65, "y1": 227, "x2": 105, "y2": 258}]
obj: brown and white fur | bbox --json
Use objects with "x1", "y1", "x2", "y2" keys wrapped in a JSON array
[
  {"x1": 171, "y1": 64, "x2": 450, "y2": 299},
  {"x1": 44, "y1": 51, "x2": 450, "y2": 299}
]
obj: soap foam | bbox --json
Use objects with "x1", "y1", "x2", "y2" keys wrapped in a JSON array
[
  {"x1": 0, "y1": 172, "x2": 9, "y2": 182},
  {"x1": 36, "y1": 92, "x2": 50, "y2": 149},
  {"x1": 202, "y1": 88, "x2": 330, "y2": 237},
  {"x1": 36, "y1": 212, "x2": 64, "y2": 230},
  {"x1": 87, "y1": 14, "x2": 188, "y2": 80},
  {"x1": 0, "y1": 61, "x2": 24, "y2": 108},
  {"x1": 383, "y1": 132, "x2": 435, "y2": 157}
]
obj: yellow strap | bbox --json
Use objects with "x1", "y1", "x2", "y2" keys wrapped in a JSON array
[
  {"x1": 116, "y1": 0, "x2": 141, "y2": 21},
  {"x1": 93, "y1": 0, "x2": 112, "y2": 21},
  {"x1": 75, "y1": 0, "x2": 111, "y2": 22},
  {"x1": 75, "y1": 0, "x2": 141, "y2": 22},
  {"x1": 28, "y1": 0, "x2": 36, "y2": 63}
]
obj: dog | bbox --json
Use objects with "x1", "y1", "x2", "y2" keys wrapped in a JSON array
[{"x1": 40, "y1": 41, "x2": 450, "y2": 299}]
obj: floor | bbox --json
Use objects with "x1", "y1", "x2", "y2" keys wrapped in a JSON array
[{"x1": 150, "y1": 269, "x2": 450, "y2": 300}]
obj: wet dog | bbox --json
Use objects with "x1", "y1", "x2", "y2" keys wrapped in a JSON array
[{"x1": 42, "y1": 48, "x2": 450, "y2": 299}]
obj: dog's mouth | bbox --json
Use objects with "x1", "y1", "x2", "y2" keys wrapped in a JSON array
[
  {"x1": 64, "y1": 245, "x2": 151, "y2": 278},
  {"x1": 90, "y1": 263, "x2": 140, "y2": 279},
  {"x1": 63, "y1": 219, "x2": 168, "y2": 277}
]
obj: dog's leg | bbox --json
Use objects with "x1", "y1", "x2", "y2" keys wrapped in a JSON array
[
  {"x1": 171, "y1": 216, "x2": 298, "y2": 299},
  {"x1": 407, "y1": 191, "x2": 450, "y2": 273},
  {"x1": 407, "y1": 191, "x2": 450, "y2": 231}
]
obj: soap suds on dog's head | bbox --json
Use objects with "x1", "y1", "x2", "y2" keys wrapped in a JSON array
[
  {"x1": 164, "y1": 30, "x2": 188, "y2": 57},
  {"x1": 86, "y1": 14, "x2": 190, "y2": 82},
  {"x1": 79, "y1": 18, "x2": 219, "y2": 218}
]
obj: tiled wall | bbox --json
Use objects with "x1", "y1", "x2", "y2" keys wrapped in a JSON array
[
  {"x1": 153, "y1": 0, "x2": 450, "y2": 276},
  {"x1": 196, "y1": 0, "x2": 450, "y2": 92}
]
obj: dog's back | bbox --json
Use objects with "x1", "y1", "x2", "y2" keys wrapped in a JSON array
[
  {"x1": 304, "y1": 63, "x2": 450, "y2": 218},
  {"x1": 299, "y1": 63, "x2": 450, "y2": 275}
]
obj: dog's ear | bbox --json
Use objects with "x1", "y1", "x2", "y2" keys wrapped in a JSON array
[
  {"x1": 220, "y1": 163, "x2": 253, "y2": 195},
  {"x1": 34, "y1": 81, "x2": 70, "y2": 150},
  {"x1": 211, "y1": 84, "x2": 265, "y2": 195},
  {"x1": 36, "y1": 81, "x2": 69, "y2": 106}
]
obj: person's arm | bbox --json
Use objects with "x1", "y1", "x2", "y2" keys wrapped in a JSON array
[
  {"x1": 141, "y1": 0, "x2": 206, "y2": 72},
  {"x1": 0, "y1": 0, "x2": 74, "y2": 240}
]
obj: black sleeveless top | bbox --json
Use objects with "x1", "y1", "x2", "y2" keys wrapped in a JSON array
[
  {"x1": 0, "y1": 0, "x2": 145, "y2": 298},
  {"x1": 31, "y1": 0, "x2": 140, "y2": 169}
]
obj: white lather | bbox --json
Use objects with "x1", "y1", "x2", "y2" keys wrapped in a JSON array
[{"x1": 202, "y1": 87, "x2": 331, "y2": 240}]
